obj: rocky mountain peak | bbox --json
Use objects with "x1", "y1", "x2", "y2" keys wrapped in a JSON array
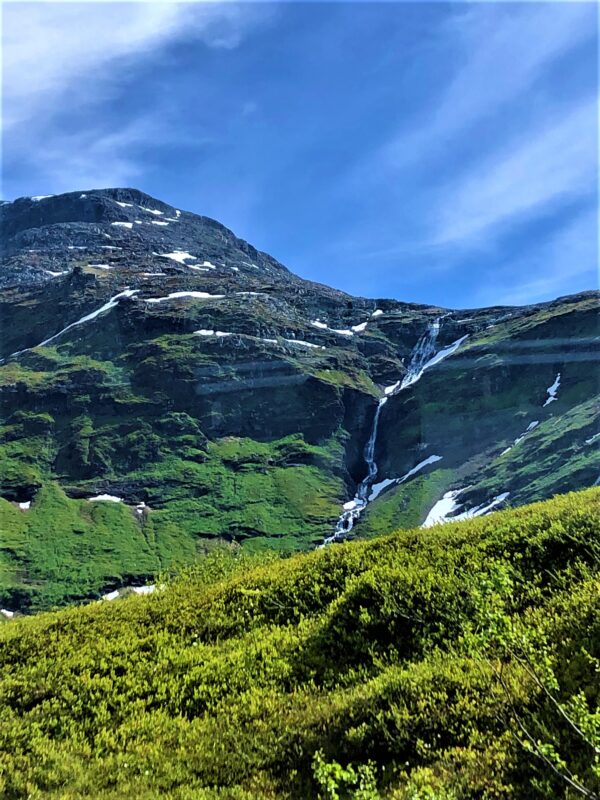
[{"x1": 0, "y1": 187, "x2": 292, "y2": 288}]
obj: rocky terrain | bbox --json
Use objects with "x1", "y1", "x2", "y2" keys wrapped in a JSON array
[{"x1": 0, "y1": 188, "x2": 598, "y2": 611}]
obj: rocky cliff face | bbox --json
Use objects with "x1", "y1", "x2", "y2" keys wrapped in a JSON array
[{"x1": 1, "y1": 188, "x2": 598, "y2": 611}]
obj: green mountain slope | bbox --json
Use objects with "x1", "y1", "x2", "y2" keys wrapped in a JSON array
[
  {"x1": 0, "y1": 189, "x2": 598, "y2": 612},
  {"x1": 1, "y1": 488, "x2": 598, "y2": 799}
]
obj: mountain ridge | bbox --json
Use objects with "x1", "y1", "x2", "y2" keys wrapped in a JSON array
[
  {"x1": 2, "y1": 186, "x2": 596, "y2": 310},
  {"x1": 0, "y1": 188, "x2": 598, "y2": 612}
]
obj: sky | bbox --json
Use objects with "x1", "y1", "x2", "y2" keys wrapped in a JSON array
[{"x1": 1, "y1": 1, "x2": 598, "y2": 308}]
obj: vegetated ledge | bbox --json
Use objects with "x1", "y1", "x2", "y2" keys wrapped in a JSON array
[{"x1": 0, "y1": 486, "x2": 598, "y2": 799}]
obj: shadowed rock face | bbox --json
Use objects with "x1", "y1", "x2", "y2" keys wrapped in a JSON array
[{"x1": 0, "y1": 187, "x2": 598, "y2": 611}]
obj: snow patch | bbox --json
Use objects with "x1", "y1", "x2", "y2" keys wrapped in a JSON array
[
  {"x1": 422, "y1": 490, "x2": 464, "y2": 527},
  {"x1": 371, "y1": 309, "x2": 384, "y2": 317},
  {"x1": 45, "y1": 270, "x2": 69, "y2": 277},
  {"x1": 585, "y1": 432, "x2": 600, "y2": 446},
  {"x1": 34, "y1": 289, "x2": 139, "y2": 349},
  {"x1": 543, "y1": 373, "x2": 561, "y2": 406},
  {"x1": 310, "y1": 319, "x2": 355, "y2": 336},
  {"x1": 452, "y1": 493, "x2": 510, "y2": 522},
  {"x1": 88, "y1": 494, "x2": 123, "y2": 503},
  {"x1": 102, "y1": 590, "x2": 120, "y2": 601},
  {"x1": 111, "y1": 222, "x2": 133, "y2": 229},
  {"x1": 144, "y1": 292, "x2": 224, "y2": 304},
  {"x1": 367, "y1": 478, "x2": 396, "y2": 502},
  {"x1": 160, "y1": 251, "x2": 197, "y2": 265},
  {"x1": 351, "y1": 321, "x2": 368, "y2": 333},
  {"x1": 423, "y1": 490, "x2": 509, "y2": 528},
  {"x1": 115, "y1": 201, "x2": 133, "y2": 208},
  {"x1": 398, "y1": 455, "x2": 443, "y2": 484},
  {"x1": 140, "y1": 207, "x2": 164, "y2": 215},
  {"x1": 512, "y1": 420, "x2": 540, "y2": 447},
  {"x1": 18, "y1": 501, "x2": 31, "y2": 510},
  {"x1": 31, "y1": 195, "x2": 53, "y2": 201},
  {"x1": 195, "y1": 329, "x2": 232, "y2": 338},
  {"x1": 89, "y1": 264, "x2": 112, "y2": 270},
  {"x1": 284, "y1": 339, "x2": 325, "y2": 349},
  {"x1": 132, "y1": 585, "x2": 156, "y2": 595},
  {"x1": 369, "y1": 456, "x2": 443, "y2": 502},
  {"x1": 151, "y1": 220, "x2": 169, "y2": 226},
  {"x1": 1, "y1": 609, "x2": 15, "y2": 618}
]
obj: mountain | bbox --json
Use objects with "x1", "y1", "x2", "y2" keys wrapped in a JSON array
[
  {"x1": 0, "y1": 188, "x2": 598, "y2": 611},
  {"x1": 1, "y1": 489, "x2": 599, "y2": 798}
]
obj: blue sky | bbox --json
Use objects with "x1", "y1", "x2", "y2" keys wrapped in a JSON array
[{"x1": 2, "y1": 1, "x2": 598, "y2": 308}]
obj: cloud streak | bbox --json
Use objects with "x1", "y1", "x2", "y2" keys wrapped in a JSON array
[
  {"x1": 4, "y1": 3, "x2": 182, "y2": 129},
  {"x1": 19, "y1": 117, "x2": 178, "y2": 193},
  {"x1": 1, "y1": 1, "x2": 269, "y2": 196},
  {"x1": 433, "y1": 96, "x2": 597, "y2": 246},
  {"x1": 381, "y1": 3, "x2": 595, "y2": 173},
  {"x1": 470, "y1": 205, "x2": 598, "y2": 307},
  {"x1": 3, "y1": 2, "x2": 255, "y2": 129},
  {"x1": 327, "y1": 1, "x2": 597, "y2": 303}
]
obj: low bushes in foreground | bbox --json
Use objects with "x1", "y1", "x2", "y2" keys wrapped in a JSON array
[{"x1": 0, "y1": 488, "x2": 598, "y2": 798}]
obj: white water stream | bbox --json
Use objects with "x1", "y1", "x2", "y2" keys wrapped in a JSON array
[{"x1": 324, "y1": 319, "x2": 468, "y2": 545}]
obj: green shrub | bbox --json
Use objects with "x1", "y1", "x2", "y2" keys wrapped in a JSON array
[{"x1": 0, "y1": 488, "x2": 598, "y2": 798}]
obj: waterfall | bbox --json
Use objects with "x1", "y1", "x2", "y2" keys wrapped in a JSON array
[
  {"x1": 399, "y1": 318, "x2": 440, "y2": 388},
  {"x1": 323, "y1": 318, "x2": 467, "y2": 545}
]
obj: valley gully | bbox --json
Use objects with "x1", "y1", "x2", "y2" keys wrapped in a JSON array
[{"x1": 324, "y1": 319, "x2": 468, "y2": 545}]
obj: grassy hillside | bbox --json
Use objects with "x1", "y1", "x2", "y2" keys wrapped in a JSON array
[
  {"x1": 1, "y1": 488, "x2": 599, "y2": 799},
  {"x1": 1, "y1": 285, "x2": 597, "y2": 609},
  {"x1": 0, "y1": 433, "x2": 345, "y2": 611}
]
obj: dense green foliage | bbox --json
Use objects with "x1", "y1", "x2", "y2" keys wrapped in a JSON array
[
  {"x1": 0, "y1": 431, "x2": 343, "y2": 611},
  {"x1": 1, "y1": 488, "x2": 598, "y2": 799}
]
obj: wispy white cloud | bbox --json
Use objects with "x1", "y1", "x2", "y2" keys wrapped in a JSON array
[
  {"x1": 332, "y1": 1, "x2": 597, "y2": 284},
  {"x1": 2, "y1": 2, "x2": 255, "y2": 129},
  {"x1": 380, "y1": 3, "x2": 595, "y2": 172},
  {"x1": 433, "y1": 96, "x2": 597, "y2": 246},
  {"x1": 1, "y1": 1, "x2": 269, "y2": 196},
  {"x1": 470, "y1": 205, "x2": 598, "y2": 307},
  {"x1": 19, "y1": 117, "x2": 178, "y2": 193}
]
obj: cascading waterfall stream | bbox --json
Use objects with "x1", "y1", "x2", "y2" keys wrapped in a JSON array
[{"x1": 323, "y1": 318, "x2": 467, "y2": 545}]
